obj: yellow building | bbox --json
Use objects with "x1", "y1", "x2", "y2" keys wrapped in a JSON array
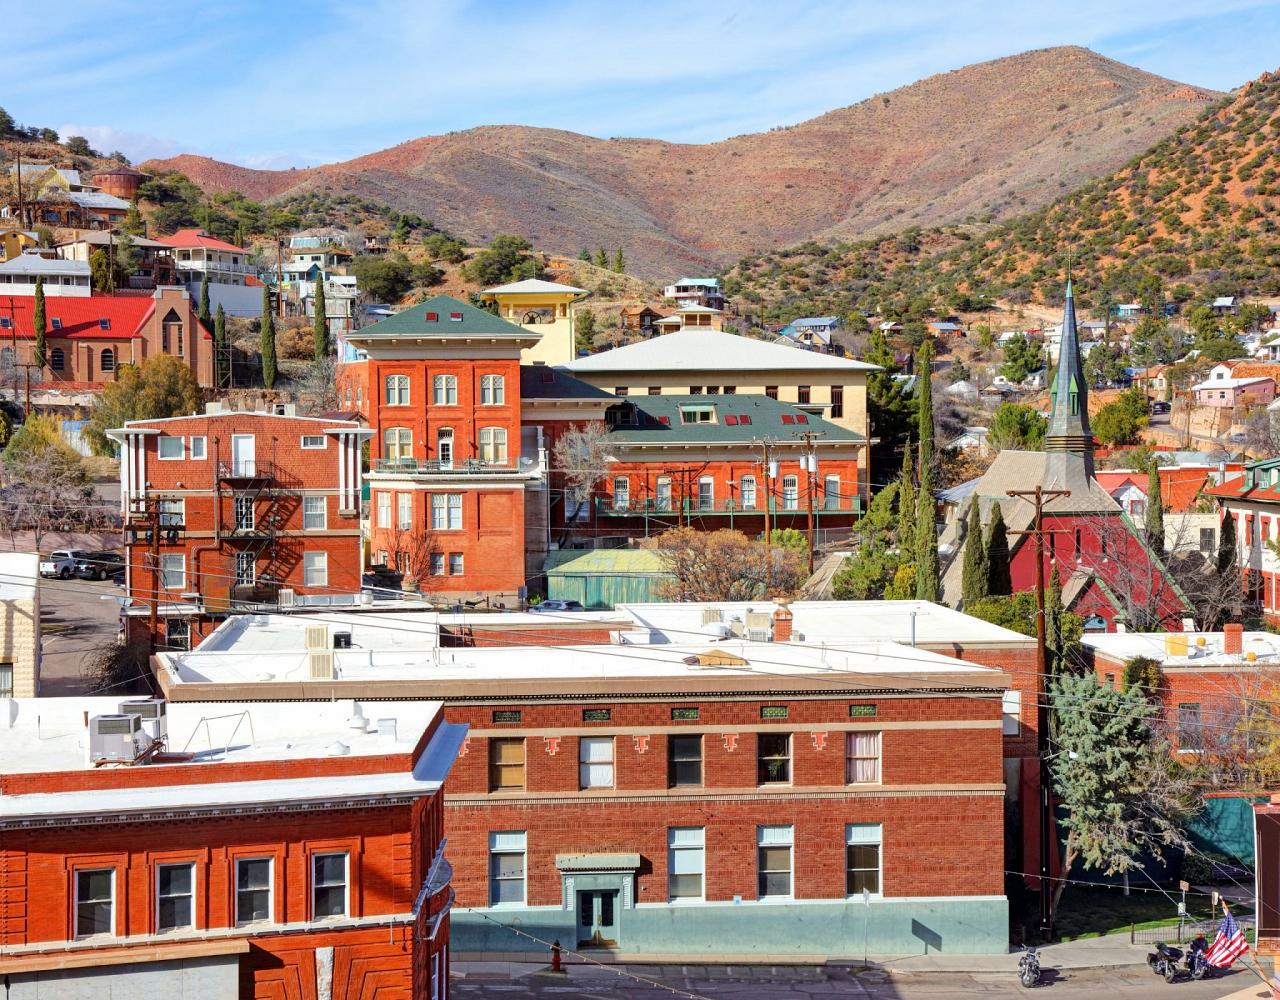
[
  {"x1": 564, "y1": 329, "x2": 881, "y2": 499},
  {"x1": 1, "y1": 230, "x2": 39, "y2": 262},
  {"x1": 480, "y1": 278, "x2": 588, "y2": 366},
  {"x1": 0, "y1": 552, "x2": 41, "y2": 697}
]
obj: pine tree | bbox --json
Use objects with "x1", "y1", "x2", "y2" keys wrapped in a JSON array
[
  {"x1": 121, "y1": 200, "x2": 145, "y2": 237},
  {"x1": 915, "y1": 339, "x2": 935, "y2": 470},
  {"x1": 198, "y1": 276, "x2": 212, "y2": 331},
  {"x1": 577, "y1": 248, "x2": 592, "y2": 262},
  {"x1": 896, "y1": 448, "x2": 916, "y2": 560},
  {"x1": 313, "y1": 276, "x2": 329, "y2": 362},
  {"x1": 864, "y1": 328, "x2": 911, "y2": 473},
  {"x1": 260, "y1": 286, "x2": 277, "y2": 389},
  {"x1": 914, "y1": 458, "x2": 939, "y2": 601},
  {"x1": 987, "y1": 504, "x2": 1012, "y2": 596},
  {"x1": 1145, "y1": 465, "x2": 1165, "y2": 556},
  {"x1": 594, "y1": 248, "x2": 608, "y2": 268},
  {"x1": 213, "y1": 305, "x2": 226, "y2": 387},
  {"x1": 613, "y1": 247, "x2": 625, "y2": 273},
  {"x1": 961, "y1": 502, "x2": 990, "y2": 605},
  {"x1": 32, "y1": 276, "x2": 46, "y2": 369}
]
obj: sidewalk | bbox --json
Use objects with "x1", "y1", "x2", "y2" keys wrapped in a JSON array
[{"x1": 873, "y1": 931, "x2": 1155, "y2": 974}]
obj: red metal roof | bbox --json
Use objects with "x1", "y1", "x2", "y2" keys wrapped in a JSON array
[
  {"x1": 1096, "y1": 465, "x2": 1242, "y2": 512},
  {"x1": 0, "y1": 296, "x2": 155, "y2": 340},
  {"x1": 156, "y1": 228, "x2": 247, "y2": 253}
]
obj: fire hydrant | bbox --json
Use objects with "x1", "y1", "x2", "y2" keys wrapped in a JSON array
[{"x1": 551, "y1": 939, "x2": 562, "y2": 973}]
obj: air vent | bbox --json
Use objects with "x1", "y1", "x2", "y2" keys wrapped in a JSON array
[
  {"x1": 309, "y1": 651, "x2": 335, "y2": 679},
  {"x1": 305, "y1": 625, "x2": 329, "y2": 650},
  {"x1": 700, "y1": 608, "x2": 724, "y2": 625}
]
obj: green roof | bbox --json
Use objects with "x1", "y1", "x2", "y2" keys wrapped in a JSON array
[
  {"x1": 544, "y1": 548, "x2": 670, "y2": 576},
  {"x1": 355, "y1": 295, "x2": 528, "y2": 338},
  {"x1": 604, "y1": 394, "x2": 864, "y2": 445},
  {"x1": 521, "y1": 366, "x2": 615, "y2": 400}
]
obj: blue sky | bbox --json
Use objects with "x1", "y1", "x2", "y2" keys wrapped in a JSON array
[{"x1": 8, "y1": 0, "x2": 1280, "y2": 169}]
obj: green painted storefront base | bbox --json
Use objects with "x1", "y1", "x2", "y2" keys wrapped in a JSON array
[{"x1": 453, "y1": 896, "x2": 1009, "y2": 960}]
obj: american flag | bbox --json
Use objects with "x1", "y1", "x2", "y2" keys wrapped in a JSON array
[{"x1": 1205, "y1": 909, "x2": 1249, "y2": 968}]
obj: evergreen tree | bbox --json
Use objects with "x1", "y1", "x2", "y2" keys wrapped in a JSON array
[
  {"x1": 313, "y1": 276, "x2": 329, "y2": 362},
  {"x1": 613, "y1": 247, "x2": 625, "y2": 273},
  {"x1": 594, "y1": 247, "x2": 608, "y2": 268},
  {"x1": 121, "y1": 201, "x2": 146, "y2": 237},
  {"x1": 32, "y1": 276, "x2": 46, "y2": 369},
  {"x1": 864, "y1": 328, "x2": 911, "y2": 474},
  {"x1": 198, "y1": 276, "x2": 212, "y2": 331},
  {"x1": 213, "y1": 305, "x2": 226, "y2": 387},
  {"x1": 260, "y1": 287, "x2": 277, "y2": 389},
  {"x1": 1217, "y1": 511, "x2": 1237, "y2": 576},
  {"x1": 961, "y1": 502, "x2": 990, "y2": 605},
  {"x1": 987, "y1": 504, "x2": 1012, "y2": 596},
  {"x1": 896, "y1": 447, "x2": 916, "y2": 561},
  {"x1": 1046, "y1": 567, "x2": 1066, "y2": 675},
  {"x1": 915, "y1": 339, "x2": 935, "y2": 470},
  {"x1": 1145, "y1": 465, "x2": 1165, "y2": 556},
  {"x1": 577, "y1": 248, "x2": 592, "y2": 262},
  {"x1": 914, "y1": 459, "x2": 939, "y2": 601}
]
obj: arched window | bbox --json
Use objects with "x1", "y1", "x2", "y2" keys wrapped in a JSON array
[
  {"x1": 432, "y1": 374, "x2": 457, "y2": 405},
  {"x1": 49, "y1": 347, "x2": 65, "y2": 370},
  {"x1": 161, "y1": 308, "x2": 182, "y2": 354},
  {"x1": 739, "y1": 475, "x2": 757, "y2": 510},
  {"x1": 613, "y1": 477, "x2": 630, "y2": 510},
  {"x1": 782, "y1": 475, "x2": 799, "y2": 511},
  {"x1": 101, "y1": 348, "x2": 115, "y2": 373},
  {"x1": 384, "y1": 374, "x2": 409, "y2": 405},
  {"x1": 436, "y1": 427, "x2": 454, "y2": 469},
  {"x1": 383, "y1": 427, "x2": 412, "y2": 462},
  {"x1": 479, "y1": 426, "x2": 507, "y2": 464},
  {"x1": 480, "y1": 374, "x2": 505, "y2": 405}
]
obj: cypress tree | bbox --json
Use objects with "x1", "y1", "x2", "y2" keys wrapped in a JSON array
[
  {"x1": 914, "y1": 458, "x2": 939, "y2": 601},
  {"x1": 260, "y1": 286, "x2": 277, "y2": 389},
  {"x1": 987, "y1": 504, "x2": 1013, "y2": 596},
  {"x1": 613, "y1": 247, "x2": 625, "y2": 273},
  {"x1": 198, "y1": 276, "x2": 212, "y2": 331},
  {"x1": 213, "y1": 305, "x2": 226, "y2": 387},
  {"x1": 1046, "y1": 567, "x2": 1065, "y2": 675},
  {"x1": 1217, "y1": 511, "x2": 1237, "y2": 576},
  {"x1": 961, "y1": 502, "x2": 990, "y2": 605},
  {"x1": 896, "y1": 447, "x2": 916, "y2": 560},
  {"x1": 915, "y1": 339, "x2": 935, "y2": 470},
  {"x1": 1145, "y1": 465, "x2": 1165, "y2": 556},
  {"x1": 313, "y1": 276, "x2": 328, "y2": 362},
  {"x1": 32, "y1": 276, "x2": 46, "y2": 369}
]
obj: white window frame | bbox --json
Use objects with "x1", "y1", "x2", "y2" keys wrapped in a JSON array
[
  {"x1": 74, "y1": 867, "x2": 115, "y2": 939},
  {"x1": 655, "y1": 476, "x2": 672, "y2": 511},
  {"x1": 189, "y1": 436, "x2": 207, "y2": 460},
  {"x1": 157, "y1": 436, "x2": 184, "y2": 460},
  {"x1": 433, "y1": 374, "x2": 458, "y2": 405},
  {"x1": 397, "y1": 492, "x2": 413, "y2": 530},
  {"x1": 740, "y1": 475, "x2": 757, "y2": 510},
  {"x1": 311, "y1": 851, "x2": 349, "y2": 920},
  {"x1": 376, "y1": 492, "x2": 392, "y2": 529},
  {"x1": 845, "y1": 731, "x2": 881, "y2": 784},
  {"x1": 429, "y1": 552, "x2": 446, "y2": 576},
  {"x1": 481, "y1": 374, "x2": 505, "y2": 405},
  {"x1": 158, "y1": 497, "x2": 185, "y2": 527},
  {"x1": 782, "y1": 474, "x2": 799, "y2": 511},
  {"x1": 1002, "y1": 690, "x2": 1022, "y2": 736},
  {"x1": 757, "y1": 825, "x2": 794, "y2": 900},
  {"x1": 235, "y1": 551, "x2": 255, "y2": 587},
  {"x1": 431, "y1": 493, "x2": 462, "y2": 530},
  {"x1": 846, "y1": 823, "x2": 883, "y2": 899},
  {"x1": 234, "y1": 857, "x2": 274, "y2": 926},
  {"x1": 578, "y1": 736, "x2": 615, "y2": 789},
  {"x1": 303, "y1": 495, "x2": 327, "y2": 530},
  {"x1": 384, "y1": 374, "x2": 410, "y2": 405},
  {"x1": 155, "y1": 861, "x2": 196, "y2": 933},
  {"x1": 303, "y1": 551, "x2": 328, "y2": 587},
  {"x1": 613, "y1": 477, "x2": 630, "y2": 511},
  {"x1": 668, "y1": 827, "x2": 705, "y2": 902},
  {"x1": 697, "y1": 476, "x2": 715, "y2": 510},
  {"x1": 384, "y1": 427, "x2": 412, "y2": 462},
  {"x1": 824, "y1": 475, "x2": 840, "y2": 510},
  {"x1": 159, "y1": 553, "x2": 185, "y2": 590},
  {"x1": 488, "y1": 831, "x2": 527, "y2": 907},
  {"x1": 448, "y1": 552, "x2": 464, "y2": 576},
  {"x1": 479, "y1": 426, "x2": 508, "y2": 464},
  {"x1": 234, "y1": 494, "x2": 255, "y2": 531},
  {"x1": 301, "y1": 434, "x2": 327, "y2": 450}
]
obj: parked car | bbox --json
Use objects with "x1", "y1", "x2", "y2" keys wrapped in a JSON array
[
  {"x1": 1150, "y1": 401, "x2": 1171, "y2": 414},
  {"x1": 529, "y1": 599, "x2": 586, "y2": 613},
  {"x1": 74, "y1": 551, "x2": 125, "y2": 581},
  {"x1": 39, "y1": 549, "x2": 95, "y2": 579}
]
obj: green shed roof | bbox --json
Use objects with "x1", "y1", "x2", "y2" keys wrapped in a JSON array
[
  {"x1": 355, "y1": 294, "x2": 528, "y2": 338},
  {"x1": 544, "y1": 548, "x2": 670, "y2": 576},
  {"x1": 604, "y1": 394, "x2": 864, "y2": 445}
]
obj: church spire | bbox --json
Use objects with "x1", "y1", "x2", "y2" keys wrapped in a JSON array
[{"x1": 1045, "y1": 279, "x2": 1094, "y2": 481}]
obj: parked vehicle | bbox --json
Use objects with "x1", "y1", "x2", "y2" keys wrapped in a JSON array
[
  {"x1": 1148, "y1": 941, "x2": 1183, "y2": 982},
  {"x1": 1018, "y1": 945, "x2": 1041, "y2": 987},
  {"x1": 73, "y1": 551, "x2": 125, "y2": 581},
  {"x1": 1185, "y1": 933, "x2": 1217, "y2": 980},
  {"x1": 39, "y1": 549, "x2": 95, "y2": 579},
  {"x1": 529, "y1": 599, "x2": 586, "y2": 613},
  {"x1": 1150, "y1": 401, "x2": 1171, "y2": 414}
]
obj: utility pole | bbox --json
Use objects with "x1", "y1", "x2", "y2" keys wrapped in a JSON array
[
  {"x1": 15, "y1": 152, "x2": 25, "y2": 230},
  {"x1": 755, "y1": 438, "x2": 776, "y2": 587},
  {"x1": 1007, "y1": 486, "x2": 1071, "y2": 940},
  {"x1": 14, "y1": 362, "x2": 40, "y2": 416},
  {"x1": 794, "y1": 430, "x2": 824, "y2": 574},
  {"x1": 275, "y1": 231, "x2": 285, "y2": 318},
  {"x1": 126, "y1": 496, "x2": 164, "y2": 652}
]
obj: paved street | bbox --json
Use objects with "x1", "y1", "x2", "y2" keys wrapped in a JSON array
[
  {"x1": 38, "y1": 574, "x2": 124, "y2": 696},
  {"x1": 452, "y1": 962, "x2": 1260, "y2": 999}
]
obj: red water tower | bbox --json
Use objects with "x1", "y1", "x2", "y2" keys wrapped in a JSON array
[{"x1": 92, "y1": 165, "x2": 148, "y2": 201}]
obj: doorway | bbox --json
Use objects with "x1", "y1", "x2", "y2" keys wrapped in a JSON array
[
  {"x1": 576, "y1": 889, "x2": 618, "y2": 948},
  {"x1": 231, "y1": 434, "x2": 256, "y2": 476}
]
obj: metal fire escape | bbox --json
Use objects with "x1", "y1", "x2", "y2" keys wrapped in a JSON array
[{"x1": 216, "y1": 452, "x2": 300, "y2": 609}]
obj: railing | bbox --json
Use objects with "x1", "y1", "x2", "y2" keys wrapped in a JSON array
[
  {"x1": 595, "y1": 496, "x2": 863, "y2": 517},
  {"x1": 1130, "y1": 913, "x2": 1254, "y2": 946},
  {"x1": 174, "y1": 258, "x2": 256, "y2": 276},
  {"x1": 371, "y1": 457, "x2": 528, "y2": 476},
  {"x1": 217, "y1": 459, "x2": 275, "y2": 480}
]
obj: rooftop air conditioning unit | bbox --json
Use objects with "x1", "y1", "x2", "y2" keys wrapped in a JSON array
[
  {"x1": 305, "y1": 625, "x2": 329, "y2": 651},
  {"x1": 278, "y1": 588, "x2": 296, "y2": 608},
  {"x1": 700, "y1": 608, "x2": 724, "y2": 626},
  {"x1": 89, "y1": 714, "x2": 144, "y2": 763},
  {"x1": 746, "y1": 628, "x2": 772, "y2": 642},
  {"x1": 120, "y1": 699, "x2": 168, "y2": 745},
  {"x1": 308, "y1": 651, "x2": 335, "y2": 680}
]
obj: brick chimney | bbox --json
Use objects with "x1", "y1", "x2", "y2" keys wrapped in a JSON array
[
  {"x1": 1224, "y1": 622, "x2": 1244, "y2": 656},
  {"x1": 772, "y1": 601, "x2": 794, "y2": 643}
]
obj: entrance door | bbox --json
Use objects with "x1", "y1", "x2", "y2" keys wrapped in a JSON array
[
  {"x1": 576, "y1": 890, "x2": 618, "y2": 947},
  {"x1": 231, "y1": 434, "x2": 256, "y2": 476}
]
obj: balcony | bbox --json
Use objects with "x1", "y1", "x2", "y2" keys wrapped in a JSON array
[
  {"x1": 595, "y1": 496, "x2": 863, "y2": 517},
  {"x1": 218, "y1": 459, "x2": 276, "y2": 483},
  {"x1": 371, "y1": 456, "x2": 542, "y2": 477},
  {"x1": 175, "y1": 258, "x2": 256, "y2": 276}
]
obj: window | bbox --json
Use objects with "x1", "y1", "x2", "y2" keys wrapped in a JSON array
[
  {"x1": 157, "y1": 436, "x2": 183, "y2": 460},
  {"x1": 303, "y1": 496, "x2": 326, "y2": 530},
  {"x1": 697, "y1": 476, "x2": 714, "y2": 510},
  {"x1": 165, "y1": 618, "x2": 190, "y2": 651},
  {"x1": 160, "y1": 554, "x2": 185, "y2": 590},
  {"x1": 655, "y1": 477, "x2": 672, "y2": 511},
  {"x1": 672, "y1": 707, "x2": 699, "y2": 721},
  {"x1": 75, "y1": 868, "x2": 114, "y2": 938},
  {"x1": 49, "y1": 347, "x2": 64, "y2": 370},
  {"x1": 235, "y1": 858, "x2": 272, "y2": 925},
  {"x1": 613, "y1": 477, "x2": 630, "y2": 510},
  {"x1": 1002, "y1": 690, "x2": 1022, "y2": 735},
  {"x1": 579, "y1": 736, "x2": 615, "y2": 788},
  {"x1": 479, "y1": 426, "x2": 508, "y2": 464},
  {"x1": 740, "y1": 475, "x2": 757, "y2": 509},
  {"x1": 765, "y1": 385, "x2": 778, "y2": 400},
  {"x1": 397, "y1": 492, "x2": 413, "y2": 530},
  {"x1": 429, "y1": 552, "x2": 445, "y2": 576},
  {"x1": 431, "y1": 493, "x2": 462, "y2": 530},
  {"x1": 156, "y1": 862, "x2": 195, "y2": 932},
  {"x1": 433, "y1": 374, "x2": 458, "y2": 405},
  {"x1": 830, "y1": 385, "x2": 844, "y2": 419},
  {"x1": 823, "y1": 475, "x2": 840, "y2": 510},
  {"x1": 1178, "y1": 703, "x2": 1203, "y2": 751},
  {"x1": 235, "y1": 551, "x2": 255, "y2": 587},
  {"x1": 100, "y1": 348, "x2": 115, "y2": 373},
  {"x1": 301, "y1": 435, "x2": 326, "y2": 449},
  {"x1": 189, "y1": 436, "x2": 207, "y2": 460},
  {"x1": 706, "y1": 385, "x2": 719, "y2": 395},
  {"x1": 384, "y1": 427, "x2": 412, "y2": 462},
  {"x1": 488, "y1": 831, "x2": 526, "y2": 905},
  {"x1": 724, "y1": 385, "x2": 736, "y2": 395},
  {"x1": 303, "y1": 551, "x2": 328, "y2": 587},
  {"x1": 668, "y1": 735, "x2": 702, "y2": 786},
  {"x1": 757, "y1": 733, "x2": 791, "y2": 783},
  {"x1": 481, "y1": 374, "x2": 505, "y2": 405},
  {"x1": 688, "y1": 385, "x2": 703, "y2": 394},
  {"x1": 680, "y1": 405, "x2": 715, "y2": 424},
  {"x1": 234, "y1": 494, "x2": 255, "y2": 531},
  {"x1": 1199, "y1": 527, "x2": 1215, "y2": 553},
  {"x1": 797, "y1": 385, "x2": 811, "y2": 404},
  {"x1": 0, "y1": 662, "x2": 12, "y2": 698},
  {"x1": 846, "y1": 824, "x2": 882, "y2": 896},
  {"x1": 757, "y1": 826, "x2": 793, "y2": 898},
  {"x1": 846, "y1": 732, "x2": 881, "y2": 783},
  {"x1": 448, "y1": 552, "x2": 463, "y2": 576},
  {"x1": 493, "y1": 710, "x2": 522, "y2": 723},
  {"x1": 377, "y1": 492, "x2": 392, "y2": 529},
  {"x1": 158, "y1": 497, "x2": 184, "y2": 528},
  {"x1": 490, "y1": 738, "x2": 525, "y2": 790},
  {"x1": 782, "y1": 475, "x2": 799, "y2": 511},
  {"x1": 384, "y1": 374, "x2": 410, "y2": 405},
  {"x1": 648, "y1": 386, "x2": 661, "y2": 395},
  {"x1": 312, "y1": 853, "x2": 348, "y2": 919},
  {"x1": 668, "y1": 828, "x2": 705, "y2": 901},
  {"x1": 437, "y1": 427, "x2": 453, "y2": 467}
]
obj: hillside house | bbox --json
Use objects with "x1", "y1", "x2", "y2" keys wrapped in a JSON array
[
  {"x1": 1191, "y1": 373, "x2": 1275, "y2": 408},
  {"x1": 662, "y1": 277, "x2": 726, "y2": 310},
  {"x1": 1, "y1": 230, "x2": 38, "y2": 261},
  {"x1": 927, "y1": 321, "x2": 964, "y2": 337},
  {"x1": 55, "y1": 232, "x2": 178, "y2": 290},
  {"x1": 619, "y1": 305, "x2": 665, "y2": 335},
  {"x1": 779, "y1": 316, "x2": 840, "y2": 351},
  {"x1": 652, "y1": 302, "x2": 724, "y2": 332},
  {"x1": 0, "y1": 251, "x2": 91, "y2": 296},
  {"x1": 155, "y1": 229, "x2": 260, "y2": 317},
  {"x1": 1213, "y1": 296, "x2": 1239, "y2": 316}
]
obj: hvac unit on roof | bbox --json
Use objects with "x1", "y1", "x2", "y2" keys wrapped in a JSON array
[
  {"x1": 700, "y1": 608, "x2": 724, "y2": 626},
  {"x1": 278, "y1": 588, "x2": 296, "y2": 608},
  {"x1": 308, "y1": 651, "x2": 335, "y2": 680},
  {"x1": 746, "y1": 628, "x2": 772, "y2": 642},
  {"x1": 89, "y1": 713, "x2": 144, "y2": 763},
  {"x1": 120, "y1": 698, "x2": 168, "y2": 745},
  {"x1": 305, "y1": 624, "x2": 329, "y2": 650}
]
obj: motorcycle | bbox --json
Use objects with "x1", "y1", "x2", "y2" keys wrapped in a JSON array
[
  {"x1": 1185, "y1": 947, "x2": 1218, "y2": 980},
  {"x1": 1147, "y1": 942, "x2": 1183, "y2": 983},
  {"x1": 1019, "y1": 946, "x2": 1041, "y2": 987}
]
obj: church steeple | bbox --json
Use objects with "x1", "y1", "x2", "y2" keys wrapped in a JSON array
[{"x1": 1045, "y1": 280, "x2": 1094, "y2": 481}]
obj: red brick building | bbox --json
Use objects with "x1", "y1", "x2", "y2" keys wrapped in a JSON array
[
  {"x1": 0, "y1": 286, "x2": 215, "y2": 387},
  {"x1": 107, "y1": 405, "x2": 371, "y2": 649},
  {"x1": 0, "y1": 696, "x2": 464, "y2": 999},
  {"x1": 1206, "y1": 456, "x2": 1280, "y2": 623}
]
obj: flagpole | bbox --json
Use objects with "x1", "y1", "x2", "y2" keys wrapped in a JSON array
[{"x1": 1220, "y1": 898, "x2": 1276, "y2": 996}]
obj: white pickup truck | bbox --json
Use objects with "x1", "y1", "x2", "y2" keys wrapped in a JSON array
[{"x1": 40, "y1": 549, "x2": 94, "y2": 579}]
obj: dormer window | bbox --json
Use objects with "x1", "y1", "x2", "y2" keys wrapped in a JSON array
[
  {"x1": 680, "y1": 405, "x2": 715, "y2": 425},
  {"x1": 51, "y1": 318, "x2": 62, "y2": 329},
  {"x1": 450, "y1": 312, "x2": 463, "y2": 322},
  {"x1": 98, "y1": 318, "x2": 110, "y2": 330},
  {"x1": 426, "y1": 312, "x2": 438, "y2": 322},
  {"x1": 0, "y1": 318, "x2": 9, "y2": 329}
]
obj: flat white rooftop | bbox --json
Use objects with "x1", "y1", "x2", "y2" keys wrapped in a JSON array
[{"x1": 1085, "y1": 631, "x2": 1280, "y2": 668}]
